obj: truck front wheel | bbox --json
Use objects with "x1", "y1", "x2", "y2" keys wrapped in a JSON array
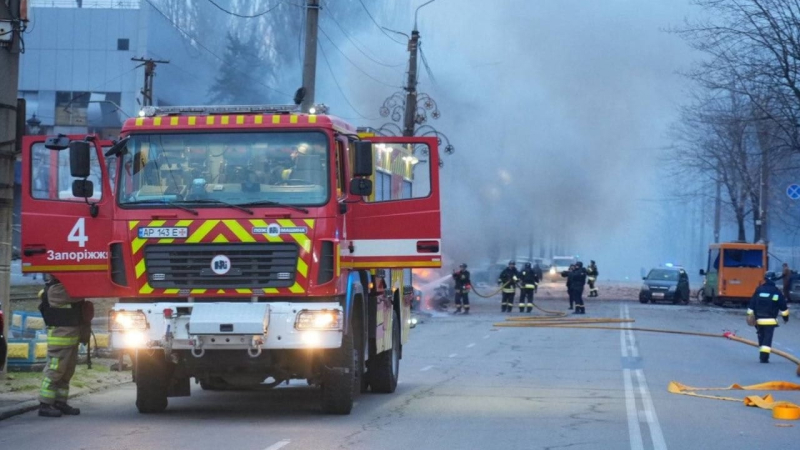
[
  {"x1": 135, "y1": 349, "x2": 170, "y2": 414},
  {"x1": 321, "y1": 323, "x2": 357, "y2": 414},
  {"x1": 368, "y1": 310, "x2": 400, "y2": 394}
]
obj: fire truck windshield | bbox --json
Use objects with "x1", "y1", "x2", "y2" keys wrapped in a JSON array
[{"x1": 117, "y1": 131, "x2": 330, "y2": 208}]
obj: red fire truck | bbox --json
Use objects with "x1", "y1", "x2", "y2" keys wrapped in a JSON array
[{"x1": 20, "y1": 104, "x2": 441, "y2": 414}]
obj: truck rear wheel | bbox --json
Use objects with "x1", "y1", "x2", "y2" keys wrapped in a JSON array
[
  {"x1": 135, "y1": 350, "x2": 170, "y2": 414},
  {"x1": 369, "y1": 310, "x2": 400, "y2": 394},
  {"x1": 321, "y1": 323, "x2": 356, "y2": 415}
]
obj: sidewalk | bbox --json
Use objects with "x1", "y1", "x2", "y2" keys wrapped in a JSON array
[{"x1": 0, "y1": 358, "x2": 131, "y2": 420}]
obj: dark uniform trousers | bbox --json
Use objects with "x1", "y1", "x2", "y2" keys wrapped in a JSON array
[
  {"x1": 455, "y1": 290, "x2": 470, "y2": 312},
  {"x1": 520, "y1": 288, "x2": 535, "y2": 313}
]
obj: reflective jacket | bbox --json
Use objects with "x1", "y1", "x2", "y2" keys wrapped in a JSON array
[
  {"x1": 747, "y1": 280, "x2": 789, "y2": 326},
  {"x1": 498, "y1": 267, "x2": 520, "y2": 292},
  {"x1": 452, "y1": 269, "x2": 471, "y2": 292},
  {"x1": 568, "y1": 268, "x2": 588, "y2": 291},
  {"x1": 45, "y1": 282, "x2": 83, "y2": 347},
  {"x1": 587, "y1": 265, "x2": 599, "y2": 279},
  {"x1": 519, "y1": 268, "x2": 539, "y2": 289}
]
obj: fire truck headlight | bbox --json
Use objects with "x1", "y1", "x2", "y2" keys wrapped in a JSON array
[
  {"x1": 110, "y1": 310, "x2": 148, "y2": 331},
  {"x1": 123, "y1": 330, "x2": 147, "y2": 348},
  {"x1": 550, "y1": 267, "x2": 557, "y2": 275},
  {"x1": 295, "y1": 310, "x2": 342, "y2": 331},
  {"x1": 301, "y1": 331, "x2": 322, "y2": 347}
]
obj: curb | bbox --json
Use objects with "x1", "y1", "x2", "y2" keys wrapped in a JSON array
[{"x1": 0, "y1": 379, "x2": 132, "y2": 421}]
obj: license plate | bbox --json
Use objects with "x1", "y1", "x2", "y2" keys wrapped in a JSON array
[
  {"x1": 138, "y1": 227, "x2": 189, "y2": 239},
  {"x1": 652, "y1": 292, "x2": 664, "y2": 299}
]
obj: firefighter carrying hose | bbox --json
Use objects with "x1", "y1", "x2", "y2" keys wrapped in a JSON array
[
  {"x1": 37, "y1": 275, "x2": 93, "y2": 417},
  {"x1": 498, "y1": 260, "x2": 520, "y2": 313},
  {"x1": 519, "y1": 262, "x2": 539, "y2": 313},
  {"x1": 452, "y1": 263, "x2": 472, "y2": 314},
  {"x1": 587, "y1": 260, "x2": 599, "y2": 297},
  {"x1": 747, "y1": 274, "x2": 789, "y2": 363}
]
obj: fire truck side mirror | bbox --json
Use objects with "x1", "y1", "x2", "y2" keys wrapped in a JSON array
[
  {"x1": 68, "y1": 141, "x2": 92, "y2": 178},
  {"x1": 349, "y1": 178, "x2": 373, "y2": 197},
  {"x1": 353, "y1": 141, "x2": 373, "y2": 177},
  {"x1": 72, "y1": 179, "x2": 94, "y2": 199}
]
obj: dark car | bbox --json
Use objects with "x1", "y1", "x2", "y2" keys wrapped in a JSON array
[
  {"x1": 639, "y1": 267, "x2": 690, "y2": 304},
  {"x1": 790, "y1": 272, "x2": 800, "y2": 303}
]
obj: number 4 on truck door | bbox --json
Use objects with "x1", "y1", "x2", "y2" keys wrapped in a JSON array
[{"x1": 21, "y1": 136, "x2": 117, "y2": 297}]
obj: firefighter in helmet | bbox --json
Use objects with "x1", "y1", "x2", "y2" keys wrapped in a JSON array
[
  {"x1": 498, "y1": 260, "x2": 520, "y2": 313},
  {"x1": 563, "y1": 262, "x2": 588, "y2": 314},
  {"x1": 587, "y1": 260, "x2": 599, "y2": 297},
  {"x1": 452, "y1": 263, "x2": 472, "y2": 314},
  {"x1": 747, "y1": 273, "x2": 789, "y2": 363},
  {"x1": 37, "y1": 275, "x2": 91, "y2": 417},
  {"x1": 519, "y1": 262, "x2": 539, "y2": 313}
]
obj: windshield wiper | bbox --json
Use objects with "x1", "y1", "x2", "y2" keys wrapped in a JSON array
[
  {"x1": 184, "y1": 199, "x2": 254, "y2": 215},
  {"x1": 238, "y1": 200, "x2": 309, "y2": 214},
  {"x1": 124, "y1": 200, "x2": 199, "y2": 215}
]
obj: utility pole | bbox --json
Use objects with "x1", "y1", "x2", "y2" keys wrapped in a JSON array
[
  {"x1": 300, "y1": 0, "x2": 320, "y2": 113},
  {"x1": 0, "y1": 0, "x2": 22, "y2": 375},
  {"x1": 131, "y1": 57, "x2": 169, "y2": 107},
  {"x1": 758, "y1": 145, "x2": 769, "y2": 245},
  {"x1": 714, "y1": 179, "x2": 721, "y2": 243},
  {"x1": 402, "y1": 30, "x2": 420, "y2": 137}
]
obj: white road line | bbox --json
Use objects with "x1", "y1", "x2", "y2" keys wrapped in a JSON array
[
  {"x1": 635, "y1": 369, "x2": 668, "y2": 450},
  {"x1": 264, "y1": 440, "x2": 291, "y2": 450},
  {"x1": 483, "y1": 334, "x2": 490, "y2": 339},
  {"x1": 466, "y1": 343, "x2": 476, "y2": 348},
  {"x1": 448, "y1": 353, "x2": 458, "y2": 358},
  {"x1": 420, "y1": 365, "x2": 433, "y2": 372},
  {"x1": 623, "y1": 369, "x2": 644, "y2": 450}
]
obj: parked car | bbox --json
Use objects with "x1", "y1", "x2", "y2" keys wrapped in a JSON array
[
  {"x1": 640, "y1": 266, "x2": 690, "y2": 304},
  {"x1": 789, "y1": 272, "x2": 800, "y2": 303}
]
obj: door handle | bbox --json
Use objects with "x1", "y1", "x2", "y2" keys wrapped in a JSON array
[
  {"x1": 416, "y1": 240, "x2": 439, "y2": 253},
  {"x1": 23, "y1": 247, "x2": 47, "y2": 256}
]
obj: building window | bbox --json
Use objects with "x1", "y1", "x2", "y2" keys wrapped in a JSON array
[
  {"x1": 55, "y1": 91, "x2": 90, "y2": 126},
  {"x1": 117, "y1": 38, "x2": 129, "y2": 51}
]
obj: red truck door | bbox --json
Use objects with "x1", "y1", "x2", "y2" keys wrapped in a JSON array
[
  {"x1": 21, "y1": 136, "x2": 117, "y2": 297},
  {"x1": 344, "y1": 136, "x2": 441, "y2": 269}
]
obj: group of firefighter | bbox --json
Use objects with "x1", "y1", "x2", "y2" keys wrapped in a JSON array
[{"x1": 450, "y1": 259, "x2": 600, "y2": 315}]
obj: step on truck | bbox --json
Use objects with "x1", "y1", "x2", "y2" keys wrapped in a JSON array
[{"x1": 20, "y1": 104, "x2": 442, "y2": 414}]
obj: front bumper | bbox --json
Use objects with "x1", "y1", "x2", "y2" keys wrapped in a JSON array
[
  {"x1": 639, "y1": 290, "x2": 677, "y2": 302},
  {"x1": 110, "y1": 302, "x2": 343, "y2": 352}
]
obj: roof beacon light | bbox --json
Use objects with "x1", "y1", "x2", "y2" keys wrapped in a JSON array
[{"x1": 141, "y1": 104, "x2": 302, "y2": 117}]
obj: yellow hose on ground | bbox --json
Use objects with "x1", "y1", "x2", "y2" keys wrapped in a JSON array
[{"x1": 668, "y1": 381, "x2": 800, "y2": 420}]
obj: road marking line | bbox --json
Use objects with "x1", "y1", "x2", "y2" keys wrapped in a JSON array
[
  {"x1": 483, "y1": 334, "x2": 490, "y2": 339},
  {"x1": 420, "y1": 365, "x2": 433, "y2": 372},
  {"x1": 623, "y1": 369, "x2": 644, "y2": 450},
  {"x1": 448, "y1": 353, "x2": 457, "y2": 358},
  {"x1": 264, "y1": 440, "x2": 291, "y2": 450},
  {"x1": 466, "y1": 343, "x2": 476, "y2": 348},
  {"x1": 635, "y1": 369, "x2": 668, "y2": 450}
]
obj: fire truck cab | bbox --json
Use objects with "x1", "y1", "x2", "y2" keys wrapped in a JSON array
[{"x1": 20, "y1": 104, "x2": 441, "y2": 414}]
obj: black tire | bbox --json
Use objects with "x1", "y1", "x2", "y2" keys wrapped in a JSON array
[
  {"x1": 321, "y1": 323, "x2": 357, "y2": 415},
  {"x1": 639, "y1": 297, "x2": 649, "y2": 304},
  {"x1": 135, "y1": 350, "x2": 170, "y2": 414},
  {"x1": 368, "y1": 310, "x2": 400, "y2": 394}
]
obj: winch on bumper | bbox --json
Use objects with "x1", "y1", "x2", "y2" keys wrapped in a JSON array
[{"x1": 109, "y1": 302, "x2": 343, "y2": 355}]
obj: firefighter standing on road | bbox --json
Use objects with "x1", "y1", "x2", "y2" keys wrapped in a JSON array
[
  {"x1": 747, "y1": 274, "x2": 789, "y2": 363},
  {"x1": 452, "y1": 264, "x2": 472, "y2": 314},
  {"x1": 519, "y1": 262, "x2": 539, "y2": 313},
  {"x1": 38, "y1": 275, "x2": 89, "y2": 417},
  {"x1": 587, "y1": 260, "x2": 599, "y2": 297},
  {"x1": 779, "y1": 263, "x2": 792, "y2": 303},
  {"x1": 563, "y1": 262, "x2": 588, "y2": 314},
  {"x1": 562, "y1": 264, "x2": 576, "y2": 309},
  {"x1": 498, "y1": 261, "x2": 520, "y2": 313},
  {"x1": 533, "y1": 263, "x2": 543, "y2": 292}
]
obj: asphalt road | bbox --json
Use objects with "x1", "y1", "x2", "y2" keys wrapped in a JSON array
[{"x1": 2, "y1": 296, "x2": 799, "y2": 450}]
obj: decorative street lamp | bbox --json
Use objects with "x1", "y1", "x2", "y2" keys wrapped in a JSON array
[{"x1": 26, "y1": 114, "x2": 42, "y2": 135}]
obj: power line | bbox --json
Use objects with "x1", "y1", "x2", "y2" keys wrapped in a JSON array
[
  {"x1": 357, "y1": 0, "x2": 405, "y2": 45},
  {"x1": 205, "y1": 0, "x2": 285, "y2": 18},
  {"x1": 419, "y1": 43, "x2": 437, "y2": 87},
  {"x1": 317, "y1": 40, "x2": 379, "y2": 121},
  {"x1": 143, "y1": 0, "x2": 292, "y2": 99},
  {"x1": 321, "y1": 1, "x2": 403, "y2": 68},
  {"x1": 318, "y1": 26, "x2": 402, "y2": 89}
]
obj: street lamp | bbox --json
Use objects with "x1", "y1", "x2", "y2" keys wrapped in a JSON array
[
  {"x1": 415, "y1": 0, "x2": 437, "y2": 31},
  {"x1": 26, "y1": 114, "x2": 41, "y2": 135}
]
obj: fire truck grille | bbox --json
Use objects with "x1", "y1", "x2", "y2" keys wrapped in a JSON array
[{"x1": 143, "y1": 243, "x2": 299, "y2": 289}]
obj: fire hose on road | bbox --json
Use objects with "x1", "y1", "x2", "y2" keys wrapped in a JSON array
[{"x1": 494, "y1": 305, "x2": 800, "y2": 419}]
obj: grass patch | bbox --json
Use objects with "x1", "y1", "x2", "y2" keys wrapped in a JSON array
[{"x1": 11, "y1": 384, "x2": 39, "y2": 392}]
